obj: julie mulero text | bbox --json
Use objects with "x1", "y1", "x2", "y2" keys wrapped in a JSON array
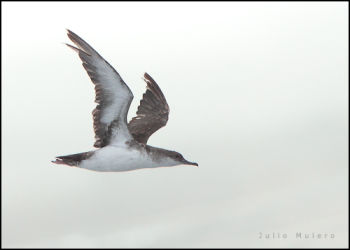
[{"x1": 258, "y1": 232, "x2": 335, "y2": 239}]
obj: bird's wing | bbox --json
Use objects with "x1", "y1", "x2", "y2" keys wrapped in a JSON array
[
  {"x1": 66, "y1": 29, "x2": 134, "y2": 147},
  {"x1": 128, "y1": 73, "x2": 169, "y2": 144}
]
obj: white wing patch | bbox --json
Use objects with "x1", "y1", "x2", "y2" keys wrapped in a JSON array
[{"x1": 66, "y1": 30, "x2": 134, "y2": 146}]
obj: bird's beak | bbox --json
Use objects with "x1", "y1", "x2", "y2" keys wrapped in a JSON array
[{"x1": 183, "y1": 160, "x2": 199, "y2": 167}]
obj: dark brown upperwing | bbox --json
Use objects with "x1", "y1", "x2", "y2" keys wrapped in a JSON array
[{"x1": 128, "y1": 73, "x2": 169, "y2": 144}]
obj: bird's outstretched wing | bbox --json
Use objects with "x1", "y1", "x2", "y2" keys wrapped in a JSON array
[
  {"x1": 66, "y1": 29, "x2": 134, "y2": 147},
  {"x1": 128, "y1": 73, "x2": 169, "y2": 144}
]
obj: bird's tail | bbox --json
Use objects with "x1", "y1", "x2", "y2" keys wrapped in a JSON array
[{"x1": 52, "y1": 151, "x2": 94, "y2": 166}]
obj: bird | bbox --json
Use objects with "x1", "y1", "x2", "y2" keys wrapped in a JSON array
[{"x1": 52, "y1": 29, "x2": 198, "y2": 172}]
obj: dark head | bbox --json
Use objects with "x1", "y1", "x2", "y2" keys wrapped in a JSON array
[{"x1": 166, "y1": 151, "x2": 198, "y2": 167}]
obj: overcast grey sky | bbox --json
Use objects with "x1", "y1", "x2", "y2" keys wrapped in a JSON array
[{"x1": 2, "y1": 2, "x2": 348, "y2": 248}]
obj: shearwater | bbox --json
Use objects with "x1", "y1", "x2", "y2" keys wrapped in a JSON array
[{"x1": 52, "y1": 30, "x2": 198, "y2": 172}]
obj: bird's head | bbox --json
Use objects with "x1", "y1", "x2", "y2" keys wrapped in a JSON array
[{"x1": 166, "y1": 151, "x2": 198, "y2": 167}]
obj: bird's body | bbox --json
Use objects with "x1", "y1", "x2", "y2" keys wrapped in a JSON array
[
  {"x1": 79, "y1": 144, "x2": 178, "y2": 172},
  {"x1": 52, "y1": 30, "x2": 197, "y2": 172}
]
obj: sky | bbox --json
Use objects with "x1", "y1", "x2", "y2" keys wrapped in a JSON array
[{"x1": 2, "y1": 2, "x2": 348, "y2": 248}]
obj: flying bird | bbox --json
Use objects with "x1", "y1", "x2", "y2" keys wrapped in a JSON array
[{"x1": 52, "y1": 30, "x2": 198, "y2": 172}]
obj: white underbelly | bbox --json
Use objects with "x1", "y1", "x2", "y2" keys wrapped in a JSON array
[{"x1": 79, "y1": 145, "x2": 155, "y2": 172}]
